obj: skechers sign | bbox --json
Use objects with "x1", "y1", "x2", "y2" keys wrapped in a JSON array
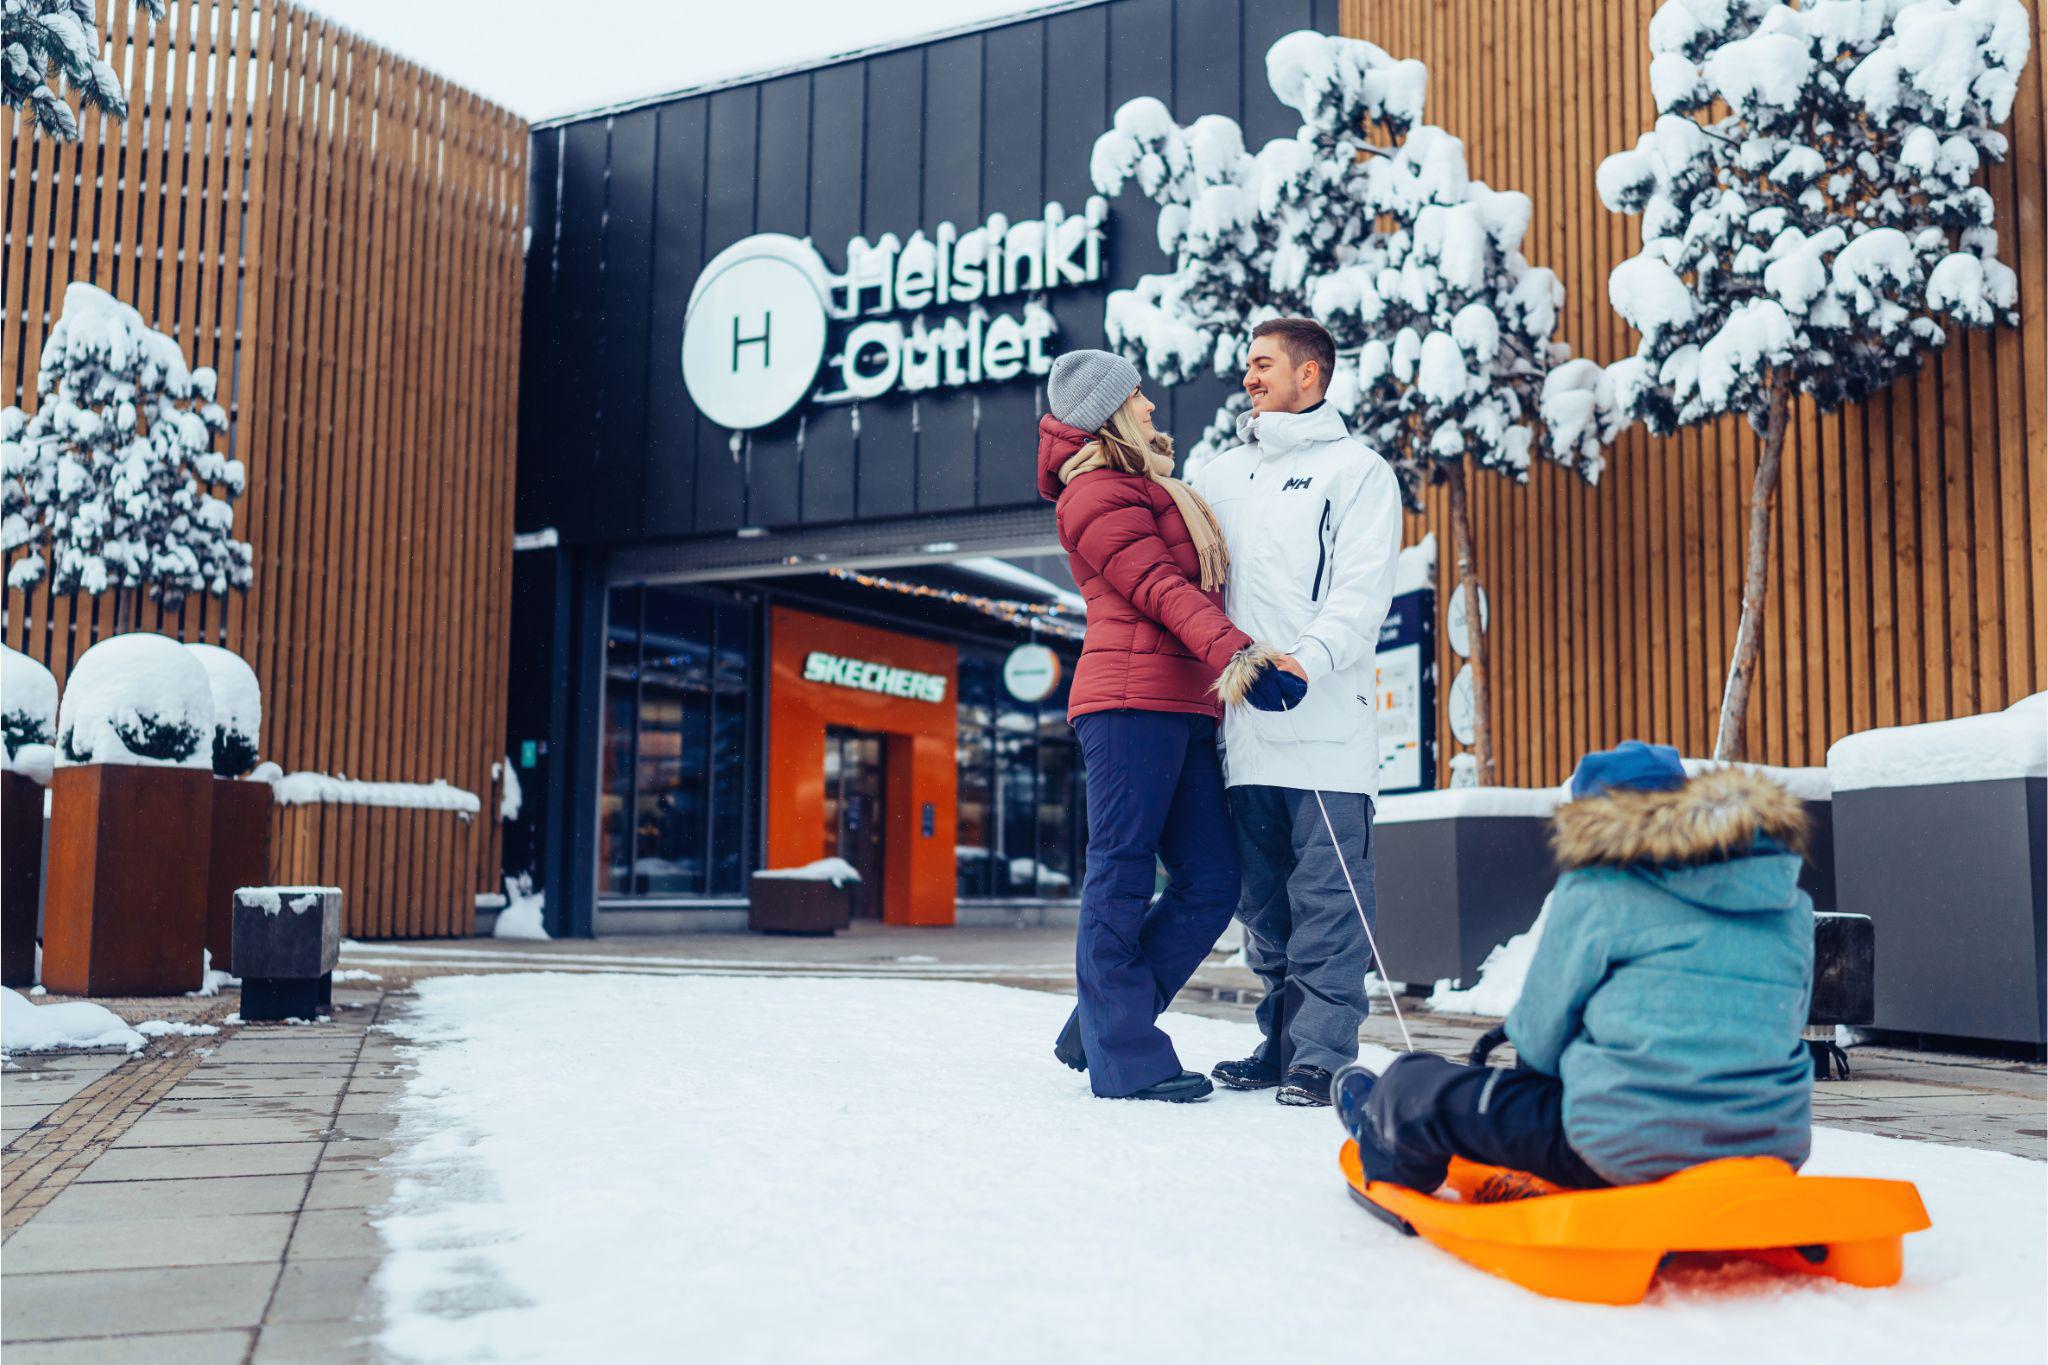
[
  {"x1": 680, "y1": 198, "x2": 1110, "y2": 431},
  {"x1": 801, "y1": 651, "x2": 948, "y2": 704}
]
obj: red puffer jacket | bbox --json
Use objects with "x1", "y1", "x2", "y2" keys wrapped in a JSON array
[{"x1": 1038, "y1": 414, "x2": 1252, "y2": 721}]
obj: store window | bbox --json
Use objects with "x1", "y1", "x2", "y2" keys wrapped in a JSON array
[
  {"x1": 955, "y1": 650, "x2": 1084, "y2": 901},
  {"x1": 600, "y1": 585, "x2": 757, "y2": 899}
]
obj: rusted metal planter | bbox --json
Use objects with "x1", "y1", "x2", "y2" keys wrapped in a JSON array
[
  {"x1": 2, "y1": 770, "x2": 44, "y2": 987},
  {"x1": 205, "y1": 778, "x2": 275, "y2": 971},
  {"x1": 42, "y1": 764, "x2": 213, "y2": 996}
]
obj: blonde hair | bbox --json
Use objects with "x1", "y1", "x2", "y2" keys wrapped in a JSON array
[{"x1": 1077, "y1": 392, "x2": 1173, "y2": 475}]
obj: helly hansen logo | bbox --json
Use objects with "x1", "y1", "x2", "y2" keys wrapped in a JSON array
[{"x1": 1281, "y1": 476, "x2": 1314, "y2": 491}]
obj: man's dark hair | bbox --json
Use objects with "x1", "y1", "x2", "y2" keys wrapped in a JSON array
[{"x1": 1252, "y1": 317, "x2": 1336, "y2": 391}]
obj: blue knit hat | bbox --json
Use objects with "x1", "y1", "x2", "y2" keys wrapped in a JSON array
[
  {"x1": 1047, "y1": 349, "x2": 1142, "y2": 435},
  {"x1": 1570, "y1": 740, "x2": 1687, "y2": 800}
]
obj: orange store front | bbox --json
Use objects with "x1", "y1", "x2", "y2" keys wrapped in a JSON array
[
  {"x1": 765, "y1": 608, "x2": 961, "y2": 927},
  {"x1": 592, "y1": 577, "x2": 1088, "y2": 933}
]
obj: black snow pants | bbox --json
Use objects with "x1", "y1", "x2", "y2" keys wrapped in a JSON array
[{"x1": 1356, "y1": 1052, "x2": 1610, "y2": 1193}]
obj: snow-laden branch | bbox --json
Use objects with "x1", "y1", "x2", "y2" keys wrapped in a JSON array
[{"x1": 1090, "y1": 31, "x2": 1607, "y2": 502}]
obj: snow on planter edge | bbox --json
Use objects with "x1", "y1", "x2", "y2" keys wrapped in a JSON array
[
  {"x1": 234, "y1": 885, "x2": 341, "y2": 916},
  {"x1": 54, "y1": 632, "x2": 215, "y2": 769},
  {"x1": 268, "y1": 772, "x2": 481, "y2": 815},
  {"x1": 1827, "y1": 692, "x2": 2048, "y2": 793},
  {"x1": 752, "y1": 857, "x2": 863, "y2": 886},
  {"x1": 184, "y1": 642, "x2": 261, "y2": 773}
]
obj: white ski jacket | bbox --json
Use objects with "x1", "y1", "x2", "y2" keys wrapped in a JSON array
[{"x1": 1192, "y1": 403, "x2": 1404, "y2": 797}]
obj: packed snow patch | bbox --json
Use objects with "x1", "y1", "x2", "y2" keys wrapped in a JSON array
[
  {"x1": 1828, "y1": 693, "x2": 2047, "y2": 792},
  {"x1": 373, "y1": 974, "x2": 2045, "y2": 1365},
  {"x1": 1428, "y1": 893, "x2": 1551, "y2": 1016},
  {"x1": 2, "y1": 987, "x2": 143, "y2": 1054},
  {"x1": 333, "y1": 969, "x2": 384, "y2": 983},
  {"x1": 491, "y1": 875, "x2": 549, "y2": 941},
  {"x1": 134, "y1": 1019, "x2": 219, "y2": 1038}
]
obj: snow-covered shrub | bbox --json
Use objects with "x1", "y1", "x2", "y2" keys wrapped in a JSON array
[
  {"x1": 1574, "y1": 0, "x2": 2030, "y2": 759},
  {"x1": 1092, "y1": 31, "x2": 1605, "y2": 780},
  {"x1": 2, "y1": 282, "x2": 253, "y2": 613},
  {"x1": 1, "y1": 1, "x2": 162, "y2": 141},
  {"x1": 55, "y1": 632, "x2": 214, "y2": 769},
  {"x1": 184, "y1": 643, "x2": 261, "y2": 777},
  {"x1": 2, "y1": 645, "x2": 58, "y2": 758}
]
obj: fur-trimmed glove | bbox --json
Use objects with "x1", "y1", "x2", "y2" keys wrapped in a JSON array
[{"x1": 1213, "y1": 644, "x2": 1309, "y2": 712}]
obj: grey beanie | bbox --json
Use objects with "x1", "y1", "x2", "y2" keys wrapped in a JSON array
[{"x1": 1047, "y1": 349, "x2": 1142, "y2": 435}]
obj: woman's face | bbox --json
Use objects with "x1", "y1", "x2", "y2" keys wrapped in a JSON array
[{"x1": 1131, "y1": 389, "x2": 1157, "y2": 441}]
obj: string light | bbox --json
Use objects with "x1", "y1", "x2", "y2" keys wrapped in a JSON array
[{"x1": 826, "y1": 567, "x2": 1087, "y2": 642}]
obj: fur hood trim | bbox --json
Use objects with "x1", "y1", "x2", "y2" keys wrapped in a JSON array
[{"x1": 1550, "y1": 767, "x2": 1809, "y2": 869}]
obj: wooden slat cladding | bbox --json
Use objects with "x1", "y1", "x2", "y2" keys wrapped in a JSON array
[
  {"x1": 1340, "y1": 0, "x2": 2046, "y2": 782},
  {"x1": 2, "y1": 0, "x2": 526, "y2": 937}
]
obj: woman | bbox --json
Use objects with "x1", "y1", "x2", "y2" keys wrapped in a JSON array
[{"x1": 1038, "y1": 348, "x2": 1276, "y2": 1102}]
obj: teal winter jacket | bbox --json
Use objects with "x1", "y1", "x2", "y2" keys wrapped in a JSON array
[{"x1": 1505, "y1": 767, "x2": 1816, "y2": 1186}]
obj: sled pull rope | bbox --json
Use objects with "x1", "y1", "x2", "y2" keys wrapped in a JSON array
[
  {"x1": 1305, "y1": 785, "x2": 1414, "y2": 1054},
  {"x1": 1278, "y1": 699, "x2": 1416, "y2": 1054}
]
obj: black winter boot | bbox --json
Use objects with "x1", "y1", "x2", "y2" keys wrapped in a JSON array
[
  {"x1": 1210, "y1": 1053, "x2": 1284, "y2": 1090},
  {"x1": 1053, "y1": 1010, "x2": 1086, "y2": 1072},
  {"x1": 1126, "y1": 1070, "x2": 1215, "y2": 1103},
  {"x1": 1275, "y1": 1065, "x2": 1333, "y2": 1107}
]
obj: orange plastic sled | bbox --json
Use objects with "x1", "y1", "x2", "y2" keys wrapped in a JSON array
[{"x1": 1340, "y1": 1143, "x2": 1931, "y2": 1305}]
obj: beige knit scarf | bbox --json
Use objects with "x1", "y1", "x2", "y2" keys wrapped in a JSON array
[{"x1": 1058, "y1": 442, "x2": 1230, "y2": 591}]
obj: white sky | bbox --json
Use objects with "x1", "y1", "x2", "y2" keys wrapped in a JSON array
[{"x1": 296, "y1": 0, "x2": 1064, "y2": 122}]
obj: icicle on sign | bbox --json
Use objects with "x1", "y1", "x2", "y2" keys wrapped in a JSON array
[{"x1": 680, "y1": 199, "x2": 1111, "y2": 431}]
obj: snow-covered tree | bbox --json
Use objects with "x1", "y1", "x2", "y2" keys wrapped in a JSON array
[
  {"x1": 2, "y1": 282, "x2": 253, "y2": 618},
  {"x1": 2, "y1": 1, "x2": 162, "y2": 141},
  {"x1": 1091, "y1": 31, "x2": 1610, "y2": 782},
  {"x1": 1568, "y1": 0, "x2": 2030, "y2": 761}
]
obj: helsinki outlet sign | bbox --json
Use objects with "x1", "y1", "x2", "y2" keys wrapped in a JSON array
[{"x1": 681, "y1": 198, "x2": 1110, "y2": 431}]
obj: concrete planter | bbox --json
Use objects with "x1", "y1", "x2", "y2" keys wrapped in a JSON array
[
  {"x1": 1, "y1": 770, "x2": 44, "y2": 987},
  {"x1": 42, "y1": 764, "x2": 214, "y2": 996},
  {"x1": 1832, "y1": 777, "x2": 2046, "y2": 1045},
  {"x1": 204, "y1": 778, "x2": 275, "y2": 970},
  {"x1": 1372, "y1": 788, "x2": 1562, "y2": 987},
  {"x1": 748, "y1": 879, "x2": 853, "y2": 935}
]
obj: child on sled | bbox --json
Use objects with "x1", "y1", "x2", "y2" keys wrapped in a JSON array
[{"x1": 1335, "y1": 741, "x2": 1816, "y2": 1193}]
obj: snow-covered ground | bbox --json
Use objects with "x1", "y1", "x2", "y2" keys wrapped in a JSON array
[{"x1": 374, "y1": 975, "x2": 2044, "y2": 1364}]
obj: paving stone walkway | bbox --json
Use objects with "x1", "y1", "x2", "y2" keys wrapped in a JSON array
[
  {"x1": 2, "y1": 927, "x2": 2041, "y2": 1361},
  {"x1": 3, "y1": 982, "x2": 405, "y2": 1364}
]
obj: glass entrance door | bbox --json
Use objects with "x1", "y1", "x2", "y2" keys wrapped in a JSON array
[{"x1": 823, "y1": 728, "x2": 888, "y2": 919}]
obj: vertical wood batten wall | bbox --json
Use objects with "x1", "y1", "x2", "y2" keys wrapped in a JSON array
[
  {"x1": 1340, "y1": 0, "x2": 2046, "y2": 782},
  {"x1": 2, "y1": 0, "x2": 527, "y2": 935}
]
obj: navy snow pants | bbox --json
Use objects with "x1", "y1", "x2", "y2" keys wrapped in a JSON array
[
  {"x1": 1066, "y1": 710, "x2": 1240, "y2": 1097},
  {"x1": 1356, "y1": 1052, "x2": 1610, "y2": 1192}
]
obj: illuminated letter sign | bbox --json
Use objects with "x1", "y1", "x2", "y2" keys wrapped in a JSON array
[
  {"x1": 800, "y1": 651, "x2": 948, "y2": 704},
  {"x1": 681, "y1": 198, "x2": 1110, "y2": 431}
]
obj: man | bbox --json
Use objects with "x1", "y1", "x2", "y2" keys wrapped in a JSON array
[{"x1": 1191, "y1": 317, "x2": 1404, "y2": 1106}]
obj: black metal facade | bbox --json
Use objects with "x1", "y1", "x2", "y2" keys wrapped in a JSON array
[{"x1": 517, "y1": 0, "x2": 1340, "y2": 546}]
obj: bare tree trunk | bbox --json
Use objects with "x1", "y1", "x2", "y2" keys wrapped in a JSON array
[
  {"x1": 1713, "y1": 372, "x2": 1793, "y2": 762},
  {"x1": 1446, "y1": 461, "x2": 1494, "y2": 785}
]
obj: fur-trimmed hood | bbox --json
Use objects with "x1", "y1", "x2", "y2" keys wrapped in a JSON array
[{"x1": 1551, "y1": 767, "x2": 1810, "y2": 871}]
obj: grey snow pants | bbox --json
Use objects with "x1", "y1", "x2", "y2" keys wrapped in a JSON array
[{"x1": 1228, "y1": 784, "x2": 1376, "y2": 1076}]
